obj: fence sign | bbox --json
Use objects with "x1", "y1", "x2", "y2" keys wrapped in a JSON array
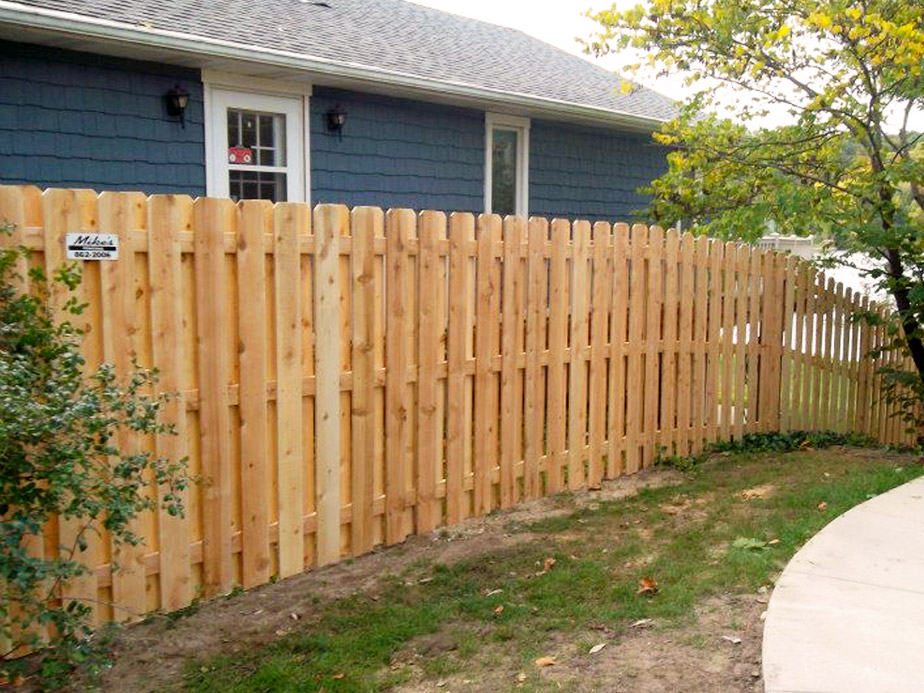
[{"x1": 65, "y1": 232, "x2": 119, "y2": 260}]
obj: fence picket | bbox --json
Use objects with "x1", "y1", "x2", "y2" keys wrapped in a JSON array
[
  {"x1": 99, "y1": 192, "x2": 146, "y2": 621},
  {"x1": 148, "y1": 195, "x2": 192, "y2": 610},
  {"x1": 236, "y1": 200, "x2": 271, "y2": 587},
  {"x1": 446, "y1": 213, "x2": 474, "y2": 522},
  {"x1": 384, "y1": 209, "x2": 412, "y2": 543},
  {"x1": 474, "y1": 214, "x2": 501, "y2": 513},
  {"x1": 677, "y1": 233, "x2": 696, "y2": 455},
  {"x1": 608, "y1": 224, "x2": 630, "y2": 476},
  {"x1": 692, "y1": 237, "x2": 709, "y2": 451},
  {"x1": 547, "y1": 220, "x2": 569, "y2": 490},
  {"x1": 501, "y1": 216, "x2": 525, "y2": 506},
  {"x1": 643, "y1": 226, "x2": 663, "y2": 465},
  {"x1": 568, "y1": 221, "x2": 591, "y2": 487},
  {"x1": 625, "y1": 225, "x2": 647, "y2": 472},
  {"x1": 589, "y1": 222, "x2": 611, "y2": 488},
  {"x1": 733, "y1": 245, "x2": 749, "y2": 439},
  {"x1": 524, "y1": 218, "x2": 548, "y2": 497},
  {"x1": 660, "y1": 230, "x2": 680, "y2": 457},
  {"x1": 417, "y1": 211, "x2": 444, "y2": 529}
]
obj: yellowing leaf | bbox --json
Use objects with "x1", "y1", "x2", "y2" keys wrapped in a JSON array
[{"x1": 534, "y1": 655, "x2": 557, "y2": 667}]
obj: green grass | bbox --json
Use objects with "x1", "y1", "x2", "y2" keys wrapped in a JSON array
[{"x1": 183, "y1": 444, "x2": 921, "y2": 693}]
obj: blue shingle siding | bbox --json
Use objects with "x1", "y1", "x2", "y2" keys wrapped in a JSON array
[
  {"x1": 0, "y1": 42, "x2": 205, "y2": 195},
  {"x1": 528, "y1": 120, "x2": 667, "y2": 223},
  {"x1": 310, "y1": 87, "x2": 484, "y2": 212}
]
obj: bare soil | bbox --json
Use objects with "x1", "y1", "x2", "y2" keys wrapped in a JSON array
[{"x1": 94, "y1": 470, "x2": 683, "y2": 693}]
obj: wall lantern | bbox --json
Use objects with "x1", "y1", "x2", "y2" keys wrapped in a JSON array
[
  {"x1": 326, "y1": 104, "x2": 347, "y2": 139},
  {"x1": 164, "y1": 84, "x2": 190, "y2": 127}
]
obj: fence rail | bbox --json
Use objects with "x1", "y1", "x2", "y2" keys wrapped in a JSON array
[{"x1": 0, "y1": 185, "x2": 914, "y2": 632}]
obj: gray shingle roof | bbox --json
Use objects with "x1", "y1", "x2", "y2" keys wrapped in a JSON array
[{"x1": 10, "y1": 0, "x2": 678, "y2": 122}]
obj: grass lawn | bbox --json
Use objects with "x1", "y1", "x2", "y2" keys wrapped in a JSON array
[{"x1": 140, "y1": 440, "x2": 921, "y2": 693}]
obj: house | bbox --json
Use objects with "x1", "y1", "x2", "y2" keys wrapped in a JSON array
[{"x1": 0, "y1": 0, "x2": 677, "y2": 220}]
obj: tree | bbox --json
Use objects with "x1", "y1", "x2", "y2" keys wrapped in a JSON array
[
  {"x1": 0, "y1": 223, "x2": 187, "y2": 686},
  {"x1": 586, "y1": 0, "x2": 924, "y2": 435}
]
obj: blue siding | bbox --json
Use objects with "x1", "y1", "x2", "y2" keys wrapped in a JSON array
[
  {"x1": 529, "y1": 120, "x2": 666, "y2": 222},
  {"x1": 0, "y1": 42, "x2": 205, "y2": 195},
  {"x1": 311, "y1": 87, "x2": 484, "y2": 212}
]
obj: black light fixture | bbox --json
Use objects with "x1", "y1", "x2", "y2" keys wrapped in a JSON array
[
  {"x1": 164, "y1": 84, "x2": 190, "y2": 128},
  {"x1": 326, "y1": 104, "x2": 347, "y2": 139}
]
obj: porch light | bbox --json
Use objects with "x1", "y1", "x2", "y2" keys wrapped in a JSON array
[
  {"x1": 326, "y1": 105, "x2": 347, "y2": 138},
  {"x1": 164, "y1": 84, "x2": 190, "y2": 127}
]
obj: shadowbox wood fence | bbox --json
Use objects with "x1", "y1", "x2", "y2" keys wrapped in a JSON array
[{"x1": 0, "y1": 184, "x2": 915, "y2": 635}]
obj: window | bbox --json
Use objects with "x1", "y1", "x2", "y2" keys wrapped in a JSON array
[
  {"x1": 485, "y1": 113, "x2": 530, "y2": 216},
  {"x1": 205, "y1": 85, "x2": 307, "y2": 202}
]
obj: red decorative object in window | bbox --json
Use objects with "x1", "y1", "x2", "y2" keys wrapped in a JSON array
[{"x1": 228, "y1": 147, "x2": 253, "y2": 164}]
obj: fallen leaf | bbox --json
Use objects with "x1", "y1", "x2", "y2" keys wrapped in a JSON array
[
  {"x1": 435, "y1": 681, "x2": 446, "y2": 688},
  {"x1": 543, "y1": 557, "x2": 557, "y2": 572},
  {"x1": 534, "y1": 655, "x2": 557, "y2": 668},
  {"x1": 630, "y1": 618, "x2": 653, "y2": 628},
  {"x1": 589, "y1": 643, "x2": 607, "y2": 654},
  {"x1": 516, "y1": 672, "x2": 527, "y2": 682},
  {"x1": 290, "y1": 612, "x2": 300, "y2": 620},
  {"x1": 817, "y1": 501, "x2": 828, "y2": 511},
  {"x1": 332, "y1": 673, "x2": 345, "y2": 680},
  {"x1": 486, "y1": 588, "x2": 503, "y2": 597},
  {"x1": 494, "y1": 605, "x2": 504, "y2": 616},
  {"x1": 722, "y1": 635, "x2": 742, "y2": 644},
  {"x1": 419, "y1": 577, "x2": 434, "y2": 584},
  {"x1": 274, "y1": 629, "x2": 287, "y2": 636},
  {"x1": 637, "y1": 576, "x2": 659, "y2": 596},
  {"x1": 767, "y1": 538, "x2": 780, "y2": 546}
]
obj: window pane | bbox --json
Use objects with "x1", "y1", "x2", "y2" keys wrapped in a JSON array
[
  {"x1": 228, "y1": 170, "x2": 287, "y2": 202},
  {"x1": 227, "y1": 111, "x2": 240, "y2": 148},
  {"x1": 241, "y1": 112, "x2": 257, "y2": 149},
  {"x1": 227, "y1": 109, "x2": 286, "y2": 167},
  {"x1": 491, "y1": 128, "x2": 518, "y2": 216}
]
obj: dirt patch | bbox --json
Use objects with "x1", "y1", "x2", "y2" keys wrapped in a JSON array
[
  {"x1": 90, "y1": 468, "x2": 682, "y2": 693},
  {"x1": 739, "y1": 484, "x2": 776, "y2": 501},
  {"x1": 392, "y1": 593, "x2": 767, "y2": 693}
]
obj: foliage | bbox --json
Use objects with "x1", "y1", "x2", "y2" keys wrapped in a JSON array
[
  {"x1": 0, "y1": 222, "x2": 187, "y2": 687},
  {"x1": 654, "y1": 430, "x2": 877, "y2": 471},
  {"x1": 586, "y1": 0, "x2": 924, "y2": 439}
]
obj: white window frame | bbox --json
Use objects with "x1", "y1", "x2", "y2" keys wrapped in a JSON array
[
  {"x1": 203, "y1": 71, "x2": 311, "y2": 203},
  {"x1": 484, "y1": 112, "x2": 530, "y2": 217}
]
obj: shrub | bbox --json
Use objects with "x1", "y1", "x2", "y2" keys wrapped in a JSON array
[{"x1": 0, "y1": 222, "x2": 187, "y2": 687}]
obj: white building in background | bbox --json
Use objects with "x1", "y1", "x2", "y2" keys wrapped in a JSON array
[
  {"x1": 758, "y1": 232, "x2": 886, "y2": 302},
  {"x1": 756, "y1": 232, "x2": 818, "y2": 260}
]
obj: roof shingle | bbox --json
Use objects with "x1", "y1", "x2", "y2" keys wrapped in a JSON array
[{"x1": 11, "y1": 0, "x2": 678, "y2": 121}]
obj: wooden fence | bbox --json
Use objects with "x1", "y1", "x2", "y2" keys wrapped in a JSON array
[{"x1": 0, "y1": 185, "x2": 915, "y2": 631}]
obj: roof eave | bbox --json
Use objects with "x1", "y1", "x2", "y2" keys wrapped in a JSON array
[{"x1": 0, "y1": 0, "x2": 669, "y2": 132}]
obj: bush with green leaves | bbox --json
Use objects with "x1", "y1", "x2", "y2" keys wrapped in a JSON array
[{"x1": 0, "y1": 221, "x2": 187, "y2": 686}]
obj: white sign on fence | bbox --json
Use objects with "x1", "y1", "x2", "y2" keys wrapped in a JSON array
[{"x1": 65, "y1": 233, "x2": 119, "y2": 260}]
